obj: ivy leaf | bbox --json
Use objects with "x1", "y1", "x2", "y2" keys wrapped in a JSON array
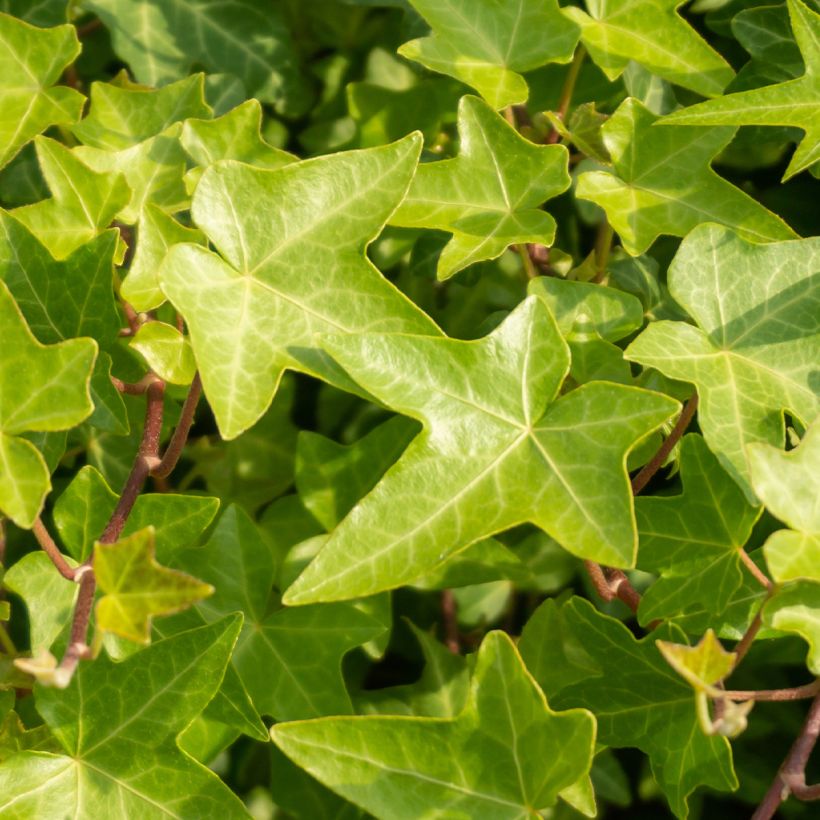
[
  {"x1": 390, "y1": 95, "x2": 570, "y2": 279},
  {"x1": 576, "y1": 98, "x2": 797, "y2": 255},
  {"x1": 519, "y1": 597, "x2": 736, "y2": 817},
  {"x1": 160, "y1": 134, "x2": 441, "y2": 440},
  {"x1": 663, "y1": 0, "x2": 819, "y2": 179},
  {"x1": 84, "y1": 0, "x2": 311, "y2": 116},
  {"x1": 94, "y1": 526, "x2": 214, "y2": 644},
  {"x1": 748, "y1": 418, "x2": 820, "y2": 583},
  {"x1": 130, "y1": 321, "x2": 197, "y2": 385},
  {"x1": 626, "y1": 224, "x2": 820, "y2": 499},
  {"x1": 181, "y1": 98, "x2": 296, "y2": 191},
  {"x1": 284, "y1": 296, "x2": 678, "y2": 605},
  {"x1": 0, "y1": 281, "x2": 96, "y2": 527},
  {"x1": 0, "y1": 616, "x2": 249, "y2": 818},
  {"x1": 764, "y1": 581, "x2": 820, "y2": 674},
  {"x1": 656, "y1": 629, "x2": 736, "y2": 691},
  {"x1": 398, "y1": 0, "x2": 580, "y2": 109},
  {"x1": 10, "y1": 137, "x2": 130, "y2": 260},
  {"x1": 120, "y1": 203, "x2": 205, "y2": 312},
  {"x1": 563, "y1": 0, "x2": 734, "y2": 97},
  {"x1": 171, "y1": 506, "x2": 390, "y2": 721},
  {"x1": 636, "y1": 434, "x2": 762, "y2": 624},
  {"x1": 273, "y1": 631, "x2": 596, "y2": 818},
  {"x1": 72, "y1": 74, "x2": 212, "y2": 223},
  {"x1": 53, "y1": 464, "x2": 219, "y2": 562},
  {"x1": 0, "y1": 14, "x2": 84, "y2": 169}
]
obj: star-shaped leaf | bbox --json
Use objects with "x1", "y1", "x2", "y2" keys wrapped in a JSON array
[
  {"x1": 748, "y1": 418, "x2": 820, "y2": 583},
  {"x1": 0, "y1": 616, "x2": 249, "y2": 818},
  {"x1": 72, "y1": 74, "x2": 212, "y2": 223},
  {"x1": 519, "y1": 597, "x2": 737, "y2": 818},
  {"x1": 663, "y1": 0, "x2": 820, "y2": 179},
  {"x1": 84, "y1": 0, "x2": 311, "y2": 115},
  {"x1": 284, "y1": 296, "x2": 678, "y2": 605},
  {"x1": 94, "y1": 527, "x2": 214, "y2": 644},
  {"x1": 563, "y1": 0, "x2": 734, "y2": 97},
  {"x1": 656, "y1": 629, "x2": 736, "y2": 692},
  {"x1": 576, "y1": 98, "x2": 797, "y2": 255},
  {"x1": 11, "y1": 137, "x2": 130, "y2": 260},
  {"x1": 159, "y1": 134, "x2": 441, "y2": 440},
  {"x1": 273, "y1": 630, "x2": 596, "y2": 819},
  {"x1": 0, "y1": 14, "x2": 84, "y2": 170},
  {"x1": 398, "y1": 0, "x2": 580, "y2": 109},
  {"x1": 636, "y1": 434, "x2": 762, "y2": 624},
  {"x1": 626, "y1": 225, "x2": 820, "y2": 500},
  {"x1": 167, "y1": 505, "x2": 391, "y2": 721},
  {"x1": 0, "y1": 281, "x2": 96, "y2": 527},
  {"x1": 390, "y1": 95, "x2": 570, "y2": 279}
]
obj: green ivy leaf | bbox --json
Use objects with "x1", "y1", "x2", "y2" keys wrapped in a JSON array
[
  {"x1": 160, "y1": 134, "x2": 441, "y2": 440},
  {"x1": 53, "y1": 464, "x2": 219, "y2": 562},
  {"x1": 273, "y1": 630, "x2": 596, "y2": 818},
  {"x1": 764, "y1": 580, "x2": 820, "y2": 674},
  {"x1": 390, "y1": 95, "x2": 570, "y2": 279},
  {"x1": 636, "y1": 434, "x2": 762, "y2": 624},
  {"x1": 656, "y1": 629, "x2": 736, "y2": 691},
  {"x1": 663, "y1": 0, "x2": 819, "y2": 179},
  {"x1": 94, "y1": 526, "x2": 214, "y2": 643},
  {"x1": 72, "y1": 74, "x2": 212, "y2": 223},
  {"x1": 0, "y1": 281, "x2": 96, "y2": 527},
  {"x1": 0, "y1": 13, "x2": 84, "y2": 170},
  {"x1": 748, "y1": 418, "x2": 820, "y2": 583},
  {"x1": 563, "y1": 0, "x2": 734, "y2": 97},
  {"x1": 519, "y1": 597, "x2": 737, "y2": 817},
  {"x1": 0, "y1": 616, "x2": 249, "y2": 818},
  {"x1": 626, "y1": 224, "x2": 820, "y2": 499},
  {"x1": 576, "y1": 98, "x2": 797, "y2": 255},
  {"x1": 398, "y1": 0, "x2": 580, "y2": 109},
  {"x1": 85, "y1": 0, "x2": 311, "y2": 116},
  {"x1": 171, "y1": 506, "x2": 390, "y2": 721},
  {"x1": 10, "y1": 137, "x2": 130, "y2": 260},
  {"x1": 130, "y1": 321, "x2": 196, "y2": 385},
  {"x1": 284, "y1": 296, "x2": 678, "y2": 605},
  {"x1": 121, "y1": 203, "x2": 206, "y2": 312}
]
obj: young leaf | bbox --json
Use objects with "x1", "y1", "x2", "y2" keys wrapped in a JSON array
[
  {"x1": 130, "y1": 321, "x2": 197, "y2": 385},
  {"x1": 748, "y1": 418, "x2": 820, "y2": 583},
  {"x1": 576, "y1": 98, "x2": 797, "y2": 255},
  {"x1": 0, "y1": 14, "x2": 84, "y2": 169},
  {"x1": 84, "y1": 0, "x2": 311, "y2": 115},
  {"x1": 10, "y1": 137, "x2": 130, "y2": 260},
  {"x1": 656, "y1": 629, "x2": 736, "y2": 691},
  {"x1": 284, "y1": 296, "x2": 678, "y2": 605},
  {"x1": 563, "y1": 0, "x2": 734, "y2": 97},
  {"x1": 398, "y1": 0, "x2": 580, "y2": 109},
  {"x1": 636, "y1": 434, "x2": 762, "y2": 624},
  {"x1": 390, "y1": 95, "x2": 571, "y2": 279},
  {"x1": 663, "y1": 0, "x2": 820, "y2": 179},
  {"x1": 159, "y1": 134, "x2": 441, "y2": 440},
  {"x1": 94, "y1": 526, "x2": 214, "y2": 643},
  {"x1": 71, "y1": 74, "x2": 212, "y2": 223},
  {"x1": 626, "y1": 224, "x2": 820, "y2": 499},
  {"x1": 0, "y1": 616, "x2": 249, "y2": 818},
  {"x1": 0, "y1": 281, "x2": 96, "y2": 527},
  {"x1": 272, "y1": 631, "x2": 596, "y2": 818},
  {"x1": 519, "y1": 597, "x2": 737, "y2": 817}
]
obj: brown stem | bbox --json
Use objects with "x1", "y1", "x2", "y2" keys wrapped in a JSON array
[
  {"x1": 722, "y1": 680, "x2": 820, "y2": 702},
  {"x1": 546, "y1": 45, "x2": 586, "y2": 144},
  {"x1": 739, "y1": 548, "x2": 772, "y2": 589},
  {"x1": 99, "y1": 380, "x2": 165, "y2": 544},
  {"x1": 76, "y1": 18, "x2": 103, "y2": 38},
  {"x1": 732, "y1": 592, "x2": 773, "y2": 671},
  {"x1": 631, "y1": 392, "x2": 699, "y2": 495},
  {"x1": 32, "y1": 519, "x2": 76, "y2": 581},
  {"x1": 753, "y1": 693, "x2": 820, "y2": 818},
  {"x1": 151, "y1": 373, "x2": 202, "y2": 479},
  {"x1": 58, "y1": 570, "x2": 96, "y2": 677},
  {"x1": 583, "y1": 561, "x2": 642, "y2": 615},
  {"x1": 110, "y1": 373, "x2": 159, "y2": 395},
  {"x1": 441, "y1": 590, "x2": 460, "y2": 654}
]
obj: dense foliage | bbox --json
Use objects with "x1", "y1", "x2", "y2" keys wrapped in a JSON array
[{"x1": 0, "y1": 1, "x2": 818, "y2": 818}]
